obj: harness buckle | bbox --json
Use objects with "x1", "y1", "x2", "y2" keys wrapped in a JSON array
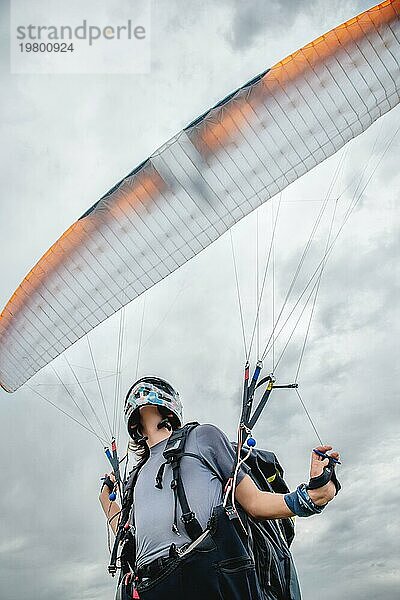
[
  {"x1": 225, "y1": 506, "x2": 239, "y2": 521},
  {"x1": 181, "y1": 511, "x2": 196, "y2": 524}
]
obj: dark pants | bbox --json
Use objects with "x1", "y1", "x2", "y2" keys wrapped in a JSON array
[{"x1": 136, "y1": 505, "x2": 262, "y2": 600}]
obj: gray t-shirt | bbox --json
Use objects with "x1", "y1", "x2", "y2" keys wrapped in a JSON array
[{"x1": 132, "y1": 423, "x2": 248, "y2": 568}]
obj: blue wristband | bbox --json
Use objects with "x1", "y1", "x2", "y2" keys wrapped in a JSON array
[{"x1": 284, "y1": 484, "x2": 326, "y2": 517}]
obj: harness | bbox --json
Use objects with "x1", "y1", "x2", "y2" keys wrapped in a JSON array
[
  {"x1": 154, "y1": 422, "x2": 203, "y2": 541},
  {"x1": 109, "y1": 422, "x2": 202, "y2": 577},
  {"x1": 109, "y1": 422, "x2": 297, "y2": 600},
  {"x1": 109, "y1": 458, "x2": 144, "y2": 577}
]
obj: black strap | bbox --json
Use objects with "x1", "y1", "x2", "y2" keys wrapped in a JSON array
[
  {"x1": 160, "y1": 423, "x2": 203, "y2": 541},
  {"x1": 155, "y1": 461, "x2": 167, "y2": 489},
  {"x1": 155, "y1": 449, "x2": 208, "y2": 490},
  {"x1": 171, "y1": 461, "x2": 181, "y2": 535},
  {"x1": 155, "y1": 452, "x2": 210, "y2": 490},
  {"x1": 247, "y1": 377, "x2": 274, "y2": 430},
  {"x1": 108, "y1": 458, "x2": 146, "y2": 576},
  {"x1": 101, "y1": 475, "x2": 115, "y2": 494},
  {"x1": 307, "y1": 458, "x2": 341, "y2": 495},
  {"x1": 171, "y1": 456, "x2": 203, "y2": 540}
]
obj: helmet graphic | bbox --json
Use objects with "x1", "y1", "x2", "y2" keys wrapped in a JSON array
[{"x1": 124, "y1": 376, "x2": 182, "y2": 438}]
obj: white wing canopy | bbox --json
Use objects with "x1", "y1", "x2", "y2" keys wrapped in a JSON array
[{"x1": 1, "y1": 0, "x2": 399, "y2": 392}]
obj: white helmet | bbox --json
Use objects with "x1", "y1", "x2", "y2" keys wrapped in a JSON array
[{"x1": 124, "y1": 376, "x2": 183, "y2": 438}]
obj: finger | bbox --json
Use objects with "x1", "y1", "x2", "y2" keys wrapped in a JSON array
[
  {"x1": 312, "y1": 448, "x2": 330, "y2": 461},
  {"x1": 314, "y1": 445, "x2": 333, "y2": 452},
  {"x1": 329, "y1": 452, "x2": 340, "y2": 462}
]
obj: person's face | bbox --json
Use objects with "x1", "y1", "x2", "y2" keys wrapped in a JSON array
[{"x1": 138, "y1": 404, "x2": 162, "y2": 426}]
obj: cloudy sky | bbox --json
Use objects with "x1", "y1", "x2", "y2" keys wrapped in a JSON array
[{"x1": 1, "y1": 1, "x2": 399, "y2": 599}]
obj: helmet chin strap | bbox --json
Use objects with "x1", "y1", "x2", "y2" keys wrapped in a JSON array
[{"x1": 157, "y1": 418, "x2": 172, "y2": 431}]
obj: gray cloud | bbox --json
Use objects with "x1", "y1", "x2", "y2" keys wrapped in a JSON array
[
  {"x1": 223, "y1": 0, "x2": 309, "y2": 50},
  {"x1": 220, "y1": 0, "x2": 376, "y2": 51}
]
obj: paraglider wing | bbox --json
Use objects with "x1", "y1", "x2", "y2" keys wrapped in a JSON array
[{"x1": 0, "y1": 0, "x2": 399, "y2": 392}]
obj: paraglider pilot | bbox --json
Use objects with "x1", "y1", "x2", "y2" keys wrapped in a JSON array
[{"x1": 100, "y1": 377, "x2": 340, "y2": 600}]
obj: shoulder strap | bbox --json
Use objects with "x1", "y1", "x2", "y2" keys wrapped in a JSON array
[
  {"x1": 155, "y1": 422, "x2": 201, "y2": 488},
  {"x1": 108, "y1": 458, "x2": 146, "y2": 576},
  {"x1": 160, "y1": 422, "x2": 203, "y2": 541},
  {"x1": 162, "y1": 421, "x2": 200, "y2": 459}
]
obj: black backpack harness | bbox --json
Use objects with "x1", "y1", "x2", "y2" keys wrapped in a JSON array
[
  {"x1": 109, "y1": 422, "x2": 295, "y2": 587},
  {"x1": 154, "y1": 422, "x2": 205, "y2": 541},
  {"x1": 109, "y1": 422, "x2": 205, "y2": 577}
]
